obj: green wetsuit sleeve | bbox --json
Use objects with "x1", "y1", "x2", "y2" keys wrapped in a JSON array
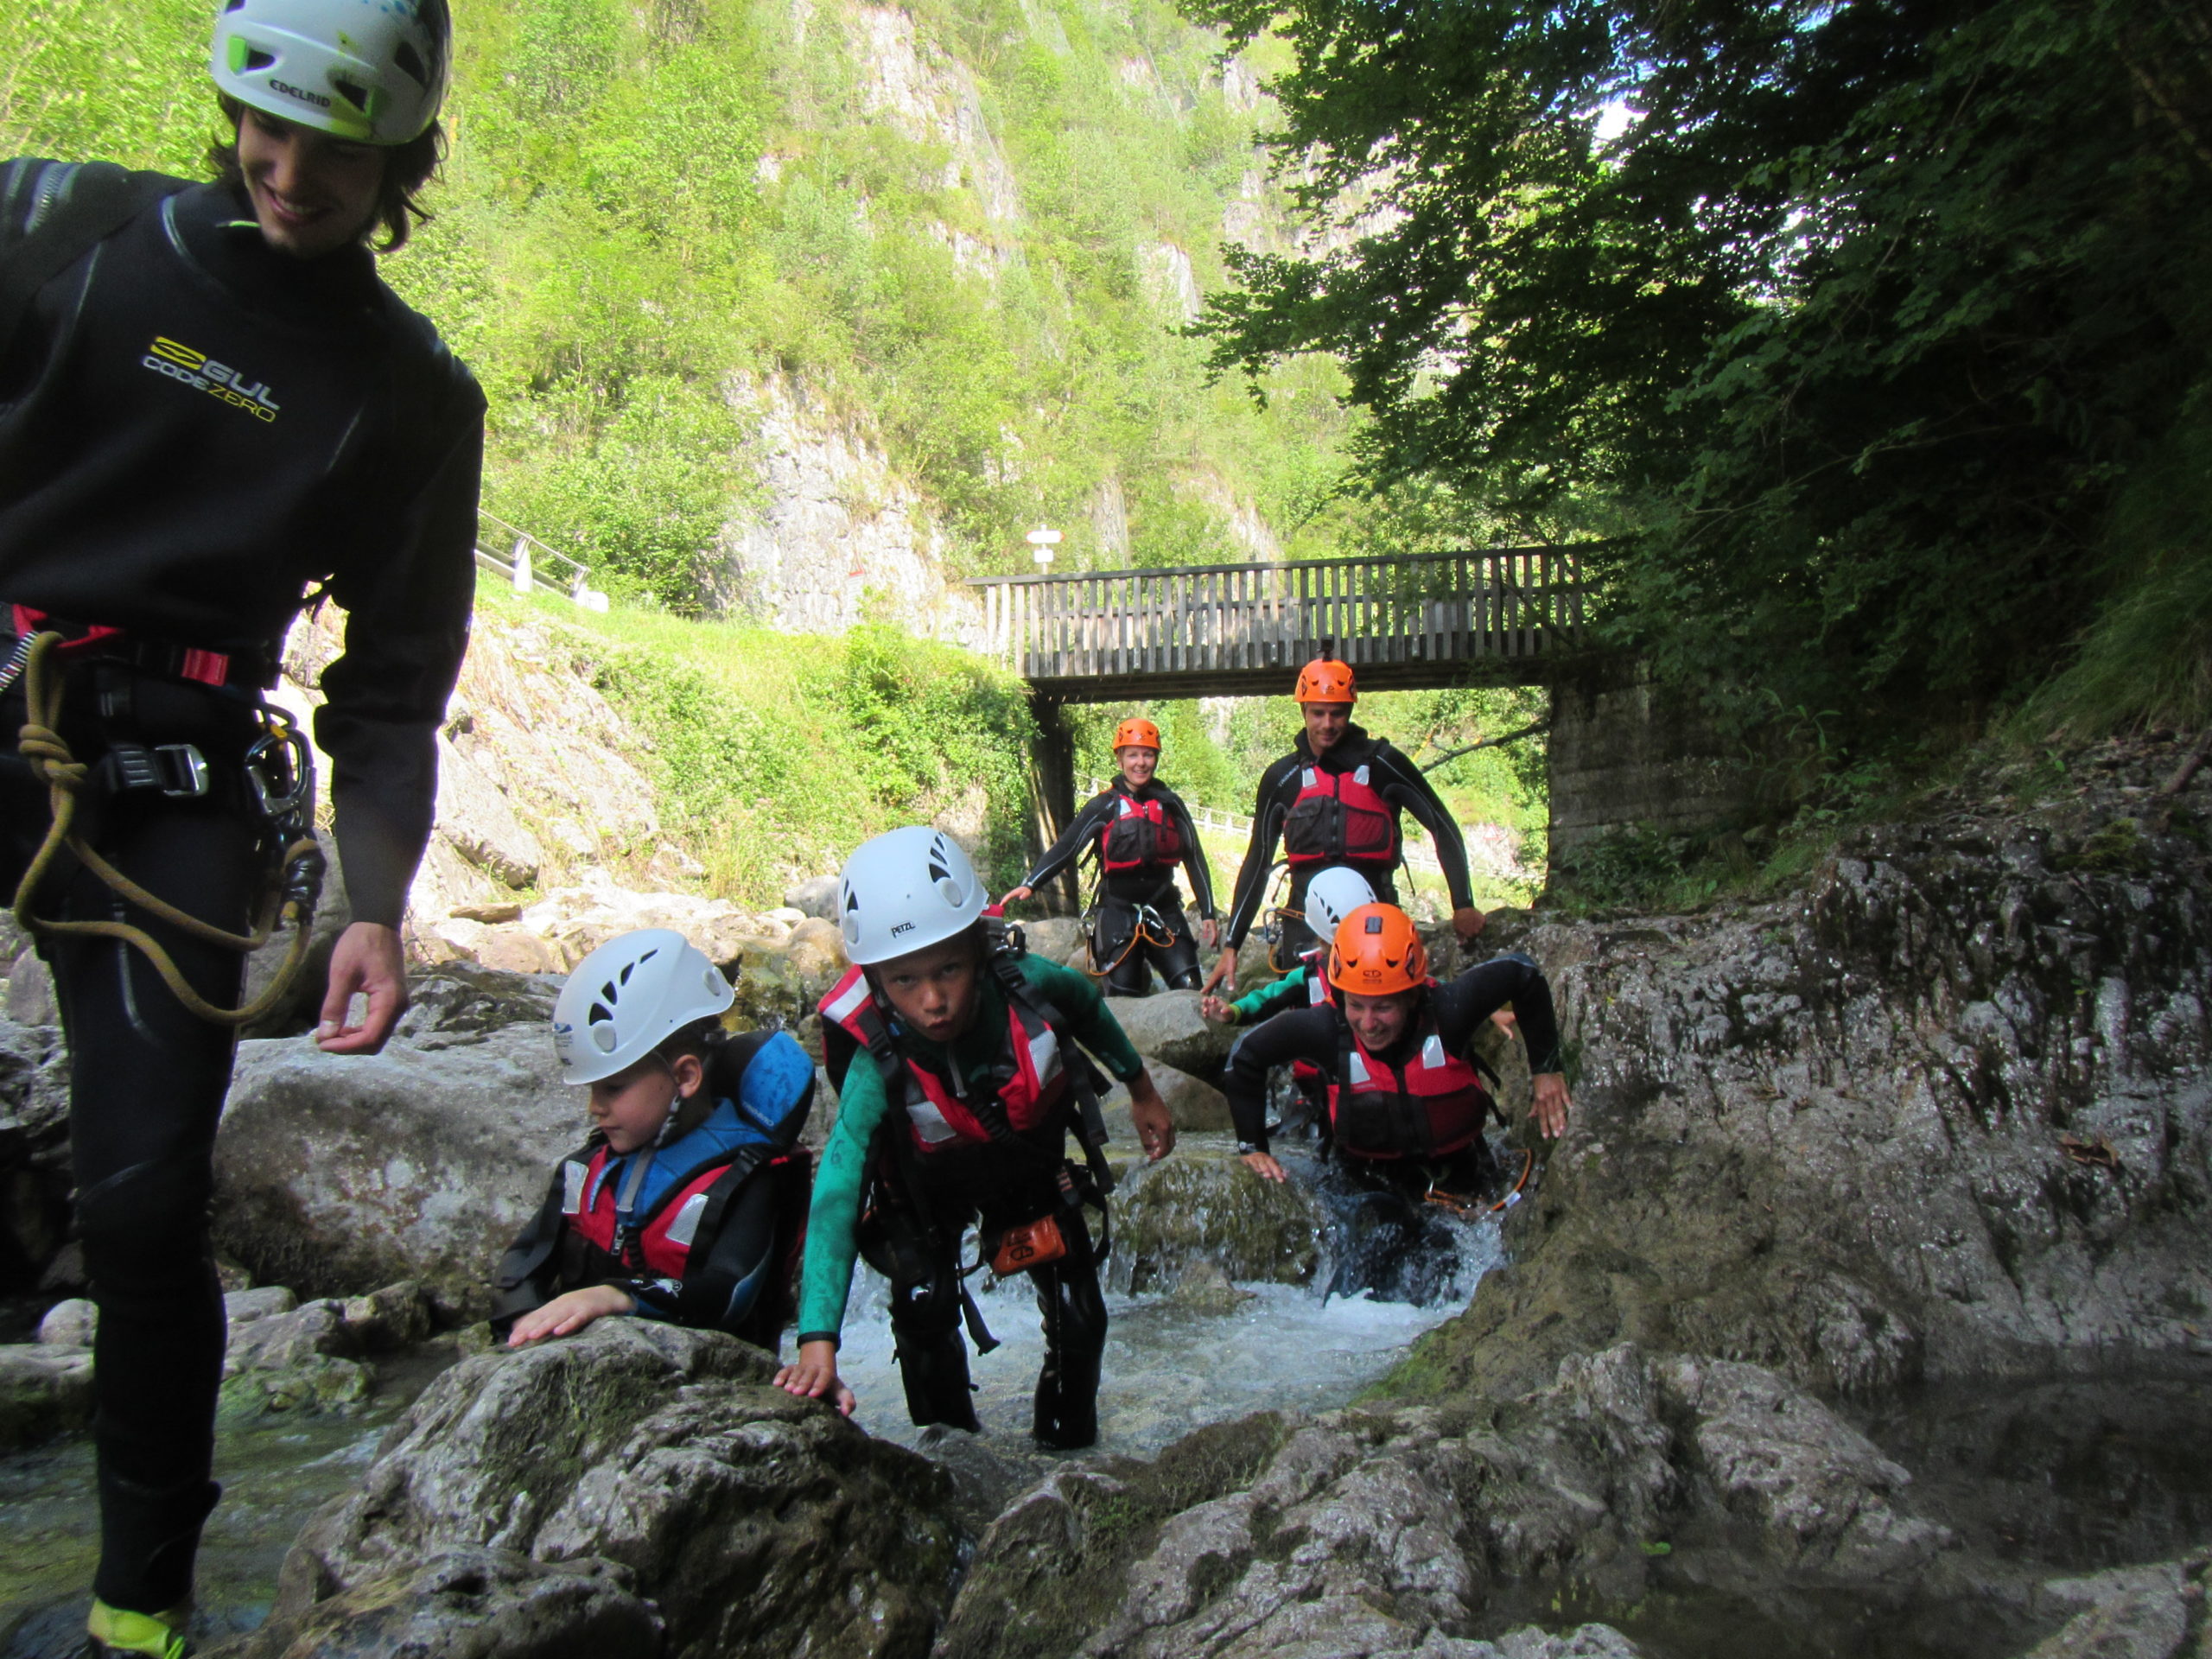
[
  {"x1": 1023, "y1": 957, "x2": 1146, "y2": 1081},
  {"x1": 1230, "y1": 967, "x2": 1308, "y2": 1023},
  {"x1": 795, "y1": 1054, "x2": 893, "y2": 1344}
]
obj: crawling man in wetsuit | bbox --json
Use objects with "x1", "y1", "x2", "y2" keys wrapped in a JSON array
[{"x1": 1224, "y1": 904, "x2": 1571, "y2": 1299}]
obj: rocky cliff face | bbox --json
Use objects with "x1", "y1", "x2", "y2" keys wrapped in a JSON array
[{"x1": 1417, "y1": 734, "x2": 2212, "y2": 1405}]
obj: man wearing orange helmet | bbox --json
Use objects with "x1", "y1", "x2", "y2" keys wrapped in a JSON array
[
  {"x1": 1004, "y1": 715, "x2": 1217, "y2": 995},
  {"x1": 1216, "y1": 659, "x2": 1484, "y2": 993},
  {"x1": 1220, "y1": 903, "x2": 1569, "y2": 1299}
]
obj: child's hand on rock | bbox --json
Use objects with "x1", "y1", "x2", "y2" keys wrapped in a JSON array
[{"x1": 505, "y1": 1284, "x2": 634, "y2": 1347}]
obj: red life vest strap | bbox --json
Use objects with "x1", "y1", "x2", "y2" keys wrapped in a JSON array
[{"x1": 9, "y1": 604, "x2": 270, "y2": 689}]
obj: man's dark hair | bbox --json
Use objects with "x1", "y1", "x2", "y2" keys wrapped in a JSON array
[{"x1": 207, "y1": 93, "x2": 445, "y2": 252}]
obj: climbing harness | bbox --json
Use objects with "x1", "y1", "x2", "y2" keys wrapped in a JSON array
[
  {"x1": 1081, "y1": 899, "x2": 1181, "y2": 980},
  {"x1": 1421, "y1": 1147, "x2": 1535, "y2": 1219},
  {"x1": 10, "y1": 631, "x2": 326, "y2": 1027}
]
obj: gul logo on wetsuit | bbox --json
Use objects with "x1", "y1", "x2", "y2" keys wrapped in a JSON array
[{"x1": 141, "y1": 336, "x2": 282, "y2": 423}]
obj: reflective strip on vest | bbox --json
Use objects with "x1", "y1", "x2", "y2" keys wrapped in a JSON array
[
  {"x1": 1354, "y1": 765, "x2": 1370, "y2": 785},
  {"x1": 1421, "y1": 1033, "x2": 1447, "y2": 1070},
  {"x1": 561, "y1": 1160, "x2": 588, "y2": 1216},
  {"x1": 1309, "y1": 976, "x2": 1327, "y2": 1005},
  {"x1": 823, "y1": 975, "x2": 871, "y2": 1026},
  {"x1": 1028, "y1": 1025, "x2": 1062, "y2": 1086},
  {"x1": 1348, "y1": 1048, "x2": 1371, "y2": 1085},
  {"x1": 664, "y1": 1190, "x2": 710, "y2": 1249},
  {"x1": 905, "y1": 1084, "x2": 962, "y2": 1146}
]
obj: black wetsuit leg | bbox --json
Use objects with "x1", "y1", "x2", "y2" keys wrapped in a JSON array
[
  {"x1": 873, "y1": 1160, "x2": 982, "y2": 1432},
  {"x1": 1025, "y1": 1204, "x2": 1105, "y2": 1449},
  {"x1": 1141, "y1": 904, "x2": 1201, "y2": 992},
  {"x1": 0, "y1": 667, "x2": 264, "y2": 1616},
  {"x1": 1091, "y1": 897, "x2": 1151, "y2": 997}
]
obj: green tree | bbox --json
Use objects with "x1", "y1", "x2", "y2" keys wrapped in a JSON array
[{"x1": 1186, "y1": 0, "x2": 2212, "y2": 746}]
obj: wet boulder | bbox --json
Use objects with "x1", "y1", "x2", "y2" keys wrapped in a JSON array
[
  {"x1": 941, "y1": 1343, "x2": 1946, "y2": 1658},
  {"x1": 0, "y1": 1011, "x2": 71, "y2": 1290},
  {"x1": 1107, "y1": 990, "x2": 1238, "y2": 1078},
  {"x1": 2020, "y1": 1557, "x2": 2209, "y2": 1659},
  {"x1": 0, "y1": 1342, "x2": 93, "y2": 1448},
  {"x1": 212, "y1": 1548, "x2": 662, "y2": 1659},
  {"x1": 36, "y1": 1296, "x2": 96, "y2": 1347},
  {"x1": 1111, "y1": 1153, "x2": 1324, "y2": 1291},
  {"x1": 219, "y1": 1299, "x2": 372, "y2": 1417},
  {"x1": 213, "y1": 969, "x2": 578, "y2": 1315},
  {"x1": 260, "y1": 1319, "x2": 963, "y2": 1659}
]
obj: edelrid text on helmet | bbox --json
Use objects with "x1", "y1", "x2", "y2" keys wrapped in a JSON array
[
  {"x1": 1294, "y1": 658, "x2": 1357, "y2": 705},
  {"x1": 212, "y1": 0, "x2": 453, "y2": 144},
  {"x1": 837, "y1": 826, "x2": 988, "y2": 966},
  {"x1": 550, "y1": 928, "x2": 734, "y2": 1085},
  {"x1": 1326, "y1": 903, "x2": 1428, "y2": 996}
]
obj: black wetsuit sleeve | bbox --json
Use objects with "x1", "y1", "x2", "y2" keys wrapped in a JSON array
[
  {"x1": 1160, "y1": 788, "x2": 1216, "y2": 918},
  {"x1": 1224, "y1": 758, "x2": 1299, "y2": 948},
  {"x1": 1371, "y1": 740, "x2": 1476, "y2": 912},
  {"x1": 314, "y1": 378, "x2": 484, "y2": 927},
  {"x1": 1431, "y1": 954, "x2": 1562, "y2": 1074},
  {"x1": 1019, "y1": 791, "x2": 1116, "y2": 893},
  {"x1": 1222, "y1": 1003, "x2": 1339, "y2": 1150}
]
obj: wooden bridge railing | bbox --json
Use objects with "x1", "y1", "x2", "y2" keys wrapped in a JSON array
[{"x1": 971, "y1": 547, "x2": 1588, "y2": 696}]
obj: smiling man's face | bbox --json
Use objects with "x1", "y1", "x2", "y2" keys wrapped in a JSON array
[{"x1": 235, "y1": 105, "x2": 386, "y2": 258}]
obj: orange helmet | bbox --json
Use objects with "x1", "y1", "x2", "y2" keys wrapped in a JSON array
[
  {"x1": 1113, "y1": 717, "x2": 1161, "y2": 752},
  {"x1": 1294, "y1": 658, "x2": 1357, "y2": 705},
  {"x1": 1327, "y1": 903, "x2": 1428, "y2": 996}
]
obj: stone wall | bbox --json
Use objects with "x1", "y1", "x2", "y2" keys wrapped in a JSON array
[{"x1": 1547, "y1": 657, "x2": 1754, "y2": 857}]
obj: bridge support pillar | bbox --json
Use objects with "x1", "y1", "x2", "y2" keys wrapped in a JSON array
[
  {"x1": 1028, "y1": 697, "x2": 1082, "y2": 915},
  {"x1": 1547, "y1": 658, "x2": 1755, "y2": 863}
]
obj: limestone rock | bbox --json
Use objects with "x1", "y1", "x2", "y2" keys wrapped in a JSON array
[
  {"x1": 1111, "y1": 1154, "x2": 1324, "y2": 1291},
  {"x1": 264, "y1": 1320, "x2": 963, "y2": 1659},
  {"x1": 36, "y1": 1296, "x2": 95, "y2": 1347},
  {"x1": 436, "y1": 735, "x2": 546, "y2": 889},
  {"x1": 213, "y1": 1546, "x2": 663, "y2": 1659},
  {"x1": 941, "y1": 1344, "x2": 1943, "y2": 1657},
  {"x1": 5, "y1": 951, "x2": 54, "y2": 1025},
  {"x1": 2023, "y1": 1558, "x2": 2202, "y2": 1658},
  {"x1": 0, "y1": 1342, "x2": 93, "y2": 1448},
  {"x1": 1106, "y1": 990, "x2": 1237, "y2": 1077},
  {"x1": 1020, "y1": 918, "x2": 1085, "y2": 964},
  {"x1": 213, "y1": 1011, "x2": 577, "y2": 1313},
  {"x1": 0, "y1": 1012, "x2": 71, "y2": 1287},
  {"x1": 1101, "y1": 1059, "x2": 1228, "y2": 1133},
  {"x1": 220, "y1": 1299, "x2": 373, "y2": 1416},
  {"x1": 225, "y1": 1285, "x2": 299, "y2": 1325},
  {"x1": 785, "y1": 874, "x2": 840, "y2": 919},
  {"x1": 785, "y1": 915, "x2": 849, "y2": 982}
]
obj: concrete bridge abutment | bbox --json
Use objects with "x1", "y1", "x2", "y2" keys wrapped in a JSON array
[{"x1": 1546, "y1": 658, "x2": 1756, "y2": 863}]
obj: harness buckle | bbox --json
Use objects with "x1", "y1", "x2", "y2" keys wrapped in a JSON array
[{"x1": 108, "y1": 741, "x2": 211, "y2": 798}]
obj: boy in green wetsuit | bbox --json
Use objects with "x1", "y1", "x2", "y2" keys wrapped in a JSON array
[{"x1": 775, "y1": 827, "x2": 1173, "y2": 1448}]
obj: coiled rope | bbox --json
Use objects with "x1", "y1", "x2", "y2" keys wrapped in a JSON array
[{"x1": 11, "y1": 630, "x2": 326, "y2": 1026}]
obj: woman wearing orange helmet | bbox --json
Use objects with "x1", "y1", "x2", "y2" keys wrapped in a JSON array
[
  {"x1": 1218, "y1": 903, "x2": 1570, "y2": 1301},
  {"x1": 1002, "y1": 715, "x2": 1219, "y2": 995},
  {"x1": 1214, "y1": 658, "x2": 1488, "y2": 997}
]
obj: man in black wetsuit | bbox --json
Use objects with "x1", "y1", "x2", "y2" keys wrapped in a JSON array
[
  {"x1": 1213, "y1": 658, "x2": 1485, "y2": 994},
  {"x1": 0, "y1": 3, "x2": 479, "y2": 1651},
  {"x1": 1004, "y1": 716, "x2": 1218, "y2": 995}
]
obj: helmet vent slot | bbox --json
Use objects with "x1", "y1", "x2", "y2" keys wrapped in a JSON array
[
  {"x1": 392, "y1": 40, "x2": 429, "y2": 86},
  {"x1": 332, "y1": 76, "x2": 370, "y2": 110},
  {"x1": 244, "y1": 47, "x2": 276, "y2": 69}
]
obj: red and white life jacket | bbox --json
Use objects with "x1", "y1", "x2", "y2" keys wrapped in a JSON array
[
  {"x1": 1099, "y1": 790, "x2": 1183, "y2": 874},
  {"x1": 1326, "y1": 1005, "x2": 1491, "y2": 1160},
  {"x1": 1283, "y1": 762, "x2": 1395, "y2": 868},
  {"x1": 558, "y1": 1145, "x2": 734, "y2": 1281},
  {"x1": 820, "y1": 965, "x2": 1069, "y2": 1154}
]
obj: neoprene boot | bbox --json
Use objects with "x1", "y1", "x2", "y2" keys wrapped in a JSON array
[
  {"x1": 1032, "y1": 1343, "x2": 1102, "y2": 1449},
  {"x1": 892, "y1": 1322, "x2": 982, "y2": 1433},
  {"x1": 85, "y1": 1599, "x2": 190, "y2": 1658},
  {"x1": 92, "y1": 1471, "x2": 219, "y2": 1634}
]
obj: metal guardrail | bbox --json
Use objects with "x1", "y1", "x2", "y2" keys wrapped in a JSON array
[
  {"x1": 975, "y1": 547, "x2": 1588, "y2": 695},
  {"x1": 1083, "y1": 778, "x2": 1444, "y2": 872},
  {"x1": 474, "y1": 510, "x2": 607, "y2": 612}
]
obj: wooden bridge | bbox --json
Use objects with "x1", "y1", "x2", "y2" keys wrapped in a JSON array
[{"x1": 971, "y1": 545, "x2": 1592, "y2": 702}]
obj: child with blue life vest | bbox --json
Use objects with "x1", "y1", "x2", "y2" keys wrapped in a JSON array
[{"x1": 490, "y1": 928, "x2": 816, "y2": 1351}]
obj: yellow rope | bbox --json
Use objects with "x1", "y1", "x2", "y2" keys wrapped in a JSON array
[
  {"x1": 12, "y1": 631, "x2": 322, "y2": 1027},
  {"x1": 1080, "y1": 905, "x2": 1182, "y2": 979}
]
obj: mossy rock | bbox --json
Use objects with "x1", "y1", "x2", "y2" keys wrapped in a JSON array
[{"x1": 1112, "y1": 1154, "x2": 1324, "y2": 1292}]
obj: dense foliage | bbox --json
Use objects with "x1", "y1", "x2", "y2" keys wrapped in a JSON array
[{"x1": 1186, "y1": 0, "x2": 2212, "y2": 747}]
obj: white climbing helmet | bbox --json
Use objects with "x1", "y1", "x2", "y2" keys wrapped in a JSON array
[
  {"x1": 1304, "y1": 867, "x2": 1378, "y2": 937},
  {"x1": 550, "y1": 928, "x2": 734, "y2": 1085},
  {"x1": 837, "y1": 826, "x2": 987, "y2": 966},
  {"x1": 212, "y1": 0, "x2": 453, "y2": 145}
]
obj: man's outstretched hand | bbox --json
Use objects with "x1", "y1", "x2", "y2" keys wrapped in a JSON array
[{"x1": 316, "y1": 921, "x2": 408, "y2": 1053}]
